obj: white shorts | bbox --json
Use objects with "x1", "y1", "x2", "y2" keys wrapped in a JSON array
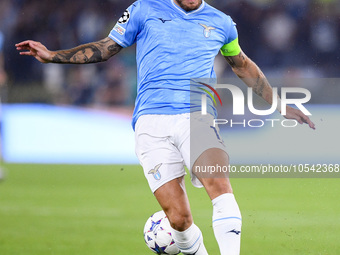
[{"x1": 135, "y1": 112, "x2": 226, "y2": 193}]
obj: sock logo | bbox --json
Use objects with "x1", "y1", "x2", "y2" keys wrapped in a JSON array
[{"x1": 228, "y1": 229, "x2": 241, "y2": 235}]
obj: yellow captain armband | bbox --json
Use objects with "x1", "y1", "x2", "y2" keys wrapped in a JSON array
[{"x1": 220, "y1": 37, "x2": 241, "y2": 57}]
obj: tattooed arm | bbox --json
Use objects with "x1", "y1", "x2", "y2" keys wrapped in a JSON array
[
  {"x1": 224, "y1": 50, "x2": 273, "y2": 105},
  {"x1": 16, "y1": 37, "x2": 122, "y2": 64},
  {"x1": 225, "y1": 51, "x2": 315, "y2": 129}
]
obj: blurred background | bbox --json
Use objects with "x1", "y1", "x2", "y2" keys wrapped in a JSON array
[{"x1": 0, "y1": 0, "x2": 339, "y2": 164}]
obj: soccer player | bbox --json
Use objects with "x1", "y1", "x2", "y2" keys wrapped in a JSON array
[{"x1": 16, "y1": 0, "x2": 315, "y2": 254}]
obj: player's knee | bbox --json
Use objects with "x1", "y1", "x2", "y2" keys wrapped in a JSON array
[{"x1": 167, "y1": 210, "x2": 193, "y2": 231}]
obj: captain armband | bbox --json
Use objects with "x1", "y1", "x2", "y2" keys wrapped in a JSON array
[{"x1": 220, "y1": 38, "x2": 241, "y2": 57}]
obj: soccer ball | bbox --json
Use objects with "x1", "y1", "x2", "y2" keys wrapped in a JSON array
[{"x1": 143, "y1": 211, "x2": 180, "y2": 254}]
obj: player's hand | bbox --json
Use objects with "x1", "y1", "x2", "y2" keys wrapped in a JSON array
[
  {"x1": 284, "y1": 105, "x2": 315, "y2": 130},
  {"x1": 15, "y1": 40, "x2": 53, "y2": 63}
]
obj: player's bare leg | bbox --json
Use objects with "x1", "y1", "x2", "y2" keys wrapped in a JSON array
[
  {"x1": 154, "y1": 177, "x2": 192, "y2": 231},
  {"x1": 194, "y1": 148, "x2": 232, "y2": 199},
  {"x1": 194, "y1": 148, "x2": 242, "y2": 255},
  {"x1": 154, "y1": 176, "x2": 209, "y2": 254}
]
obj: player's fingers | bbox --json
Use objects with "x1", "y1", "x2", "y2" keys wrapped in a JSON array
[
  {"x1": 15, "y1": 42, "x2": 27, "y2": 47},
  {"x1": 28, "y1": 41, "x2": 41, "y2": 50},
  {"x1": 16, "y1": 41, "x2": 40, "y2": 52},
  {"x1": 298, "y1": 112, "x2": 315, "y2": 130},
  {"x1": 19, "y1": 51, "x2": 34, "y2": 56},
  {"x1": 294, "y1": 113, "x2": 303, "y2": 124},
  {"x1": 15, "y1": 40, "x2": 34, "y2": 47},
  {"x1": 302, "y1": 116, "x2": 315, "y2": 130},
  {"x1": 16, "y1": 43, "x2": 40, "y2": 53},
  {"x1": 309, "y1": 121, "x2": 316, "y2": 130},
  {"x1": 16, "y1": 45, "x2": 31, "y2": 51}
]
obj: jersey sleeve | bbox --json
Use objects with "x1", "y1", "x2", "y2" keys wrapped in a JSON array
[
  {"x1": 108, "y1": 1, "x2": 143, "y2": 48},
  {"x1": 220, "y1": 18, "x2": 241, "y2": 57}
]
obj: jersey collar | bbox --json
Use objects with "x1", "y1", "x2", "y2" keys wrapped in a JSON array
[{"x1": 171, "y1": 0, "x2": 205, "y2": 16}]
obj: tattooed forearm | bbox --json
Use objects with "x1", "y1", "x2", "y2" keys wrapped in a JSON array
[
  {"x1": 252, "y1": 74, "x2": 266, "y2": 97},
  {"x1": 225, "y1": 56, "x2": 236, "y2": 67},
  {"x1": 225, "y1": 51, "x2": 274, "y2": 104},
  {"x1": 52, "y1": 45, "x2": 102, "y2": 63},
  {"x1": 246, "y1": 67, "x2": 273, "y2": 103},
  {"x1": 101, "y1": 37, "x2": 123, "y2": 56},
  {"x1": 108, "y1": 43, "x2": 121, "y2": 54},
  {"x1": 51, "y1": 38, "x2": 122, "y2": 64},
  {"x1": 224, "y1": 52, "x2": 246, "y2": 68}
]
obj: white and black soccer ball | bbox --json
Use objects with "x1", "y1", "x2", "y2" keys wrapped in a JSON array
[{"x1": 143, "y1": 211, "x2": 180, "y2": 254}]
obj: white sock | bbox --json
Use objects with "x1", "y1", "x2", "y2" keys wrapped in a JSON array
[
  {"x1": 172, "y1": 223, "x2": 209, "y2": 255},
  {"x1": 212, "y1": 193, "x2": 242, "y2": 255}
]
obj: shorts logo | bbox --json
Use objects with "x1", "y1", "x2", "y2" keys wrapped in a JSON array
[
  {"x1": 199, "y1": 23, "x2": 216, "y2": 38},
  {"x1": 118, "y1": 9, "x2": 130, "y2": 24},
  {"x1": 113, "y1": 24, "x2": 126, "y2": 35},
  {"x1": 148, "y1": 163, "x2": 162, "y2": 181}
]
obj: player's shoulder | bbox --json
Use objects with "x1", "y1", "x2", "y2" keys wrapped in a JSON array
[
  {"x1": 126, "y1": 0, "x2": 158, "y2": 17},
  {"x1": 203, "y1": 2, "x2": 233, "y2": 23},
  {"x1": 125, "y1": 0, "x2": 170, "y2": 26}
]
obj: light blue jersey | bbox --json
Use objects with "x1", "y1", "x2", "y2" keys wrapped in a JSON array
[{"x1": 109, "y1": 0, "x2": 239, "y2": 129}]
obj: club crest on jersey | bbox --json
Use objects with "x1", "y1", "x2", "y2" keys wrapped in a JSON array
[
  {"x1": 199, "y1": 23, "x2": 216, "y2": 38},
  {"x1": 148, "y1": 163, "x2": 162, "y2": 181},
  {"x1": 118, "y1": 9, "x2": 130, "y2": 24}
]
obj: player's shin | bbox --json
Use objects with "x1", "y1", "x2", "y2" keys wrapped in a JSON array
[
  {"x1": 212, "y1": 193, "x2": 242, "y2": 255},
  {"x1": 171, "y1": 223, "x2": 209, "y2": 255}
]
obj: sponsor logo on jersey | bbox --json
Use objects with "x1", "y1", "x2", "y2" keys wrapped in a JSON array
[
  {"x1": 158, "y1": 18, "x2": 172, "y2": 23},
  {"x1": 199, "y1": 23, "x2": 216, "y2": 38},
  {"x1": 118, "y1": 9, "x2": 130, "y2": 24},
  {"x1": 148, "y1": 163, "x2": 162, "y2": 181},
  {"x1": 113, "y1": 24, "x2": 126, "y2": 35}
]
